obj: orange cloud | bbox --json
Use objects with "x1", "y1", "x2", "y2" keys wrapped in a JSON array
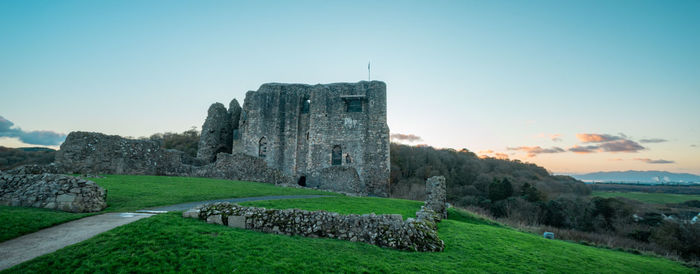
[
  {"x1": 576, "y1": 133, "x2": 622, "y2": 143},
  {"x1": 507, "y1": 146, "x2": 565, "y2": 157},
  {"x1": 494, "y1": 153, "x2": 509, "y2": 160}
]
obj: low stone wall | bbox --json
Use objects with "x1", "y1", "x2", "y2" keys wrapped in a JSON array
[
  {"x1": 184, "y1": 202, "x2": 444, "y2": 252},
  {"x1": 0, "y1": 173, "x2": 107, "y2": 212}
]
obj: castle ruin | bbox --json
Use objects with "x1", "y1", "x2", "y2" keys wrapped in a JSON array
[{"x1": 197, "y1": 81, "x2": 390, "y2": 196}]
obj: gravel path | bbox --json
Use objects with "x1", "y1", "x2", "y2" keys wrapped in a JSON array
[{"x1": 0, "y1": 195, "x2": 334, "y2": 271}]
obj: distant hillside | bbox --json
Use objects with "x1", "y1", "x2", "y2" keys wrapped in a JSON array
[
  {"x1": 0, "y1": 146, "x2": 56, "y2": 171},
  {"x1": 571, "y1": 170, "x2": 700, "y2": 184},
  {"x1": 390, "y1": 143, "x2": 590, "y2": 203}
]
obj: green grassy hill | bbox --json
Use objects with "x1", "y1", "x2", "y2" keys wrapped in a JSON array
[{"x1": 1, "y1": 175, "x2": 693, "y2": 273}]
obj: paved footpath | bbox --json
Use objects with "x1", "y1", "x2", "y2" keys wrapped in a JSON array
[{"x1": 0, "y1": 195, "x2": 332, "y2": 271}]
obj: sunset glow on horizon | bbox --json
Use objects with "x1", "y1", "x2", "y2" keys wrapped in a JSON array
[{"x1": 1, "y1": 0, "x2": 698, "y2": 175}]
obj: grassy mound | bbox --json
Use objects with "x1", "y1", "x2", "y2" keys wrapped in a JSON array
[
  {"x1": 5, "y1": 196, "x2": 692, "y2": 273},
  {"x1": 593, "y1": 191, "x2": 700, "y2": 204}
]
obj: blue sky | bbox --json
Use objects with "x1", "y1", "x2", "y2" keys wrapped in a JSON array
[{"x1": 1, "y1": 0, "x2": 698, "y2": 174}]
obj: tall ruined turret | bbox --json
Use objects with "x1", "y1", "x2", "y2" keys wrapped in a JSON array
[
  {"x1": 197, "y1": 103, "x2": 233, "y2": 162},
  {"x1": 228, "y1": 99, "x2": 242, "y2": 152}
]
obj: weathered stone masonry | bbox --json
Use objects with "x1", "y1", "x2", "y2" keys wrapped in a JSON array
[
  {"x1": 243, "y1": 82, "x2": 389, "y2": 196},
  {"x1": 184, "y1": 176, "x2": 448, "y2": 252},
  {"x1": 0, "y1": 172, "x2": 107, "y2": 213},
  {"x1": 199, "y1": 81, "x2": 391, "y2": 196},
  {"x1": 56, "y1": 131, "x2": 294, "y2": 185}
]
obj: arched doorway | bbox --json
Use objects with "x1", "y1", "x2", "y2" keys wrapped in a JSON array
[
  {"x1": 332, "y1": 145, "x2": 342, "y2": 165},
  {"x1": 259, "y1": 137, "x2": 267, "y2": 158}
]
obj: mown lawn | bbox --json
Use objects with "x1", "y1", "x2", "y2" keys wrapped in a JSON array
[
  {"x1": 5, "y1": 198, "x2": 692, "y2": 273},
  {"x1": 592, "y1": 191, "x2": 700, "y2": 204},
  {"x1": 241, "y1": 196, "x2": 422, "y2": 219},
  {"x1": 92, "y1": 175, "x2": 339, "y2": 212},
  {"x1": 1, "y1": 175, "x2": 337, "y2": 243},
  {"x1": 0, "y1": 206, "x2": 95, "y2": 242}
]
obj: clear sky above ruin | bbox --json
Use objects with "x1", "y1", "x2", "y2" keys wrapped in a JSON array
[{"x1": 1, "y1": 0, "x2": 698, "y2": 174}]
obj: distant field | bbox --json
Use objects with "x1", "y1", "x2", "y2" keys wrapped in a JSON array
[
  {"x1": 592, "y1": 191, "x2": 700, "y2": 204},
  {"x1": 590, "y1": 184, "x2": 700, "y2": 195},
  {"x1": 7, "y1": 200, "x2": 692, "y2": 273}
]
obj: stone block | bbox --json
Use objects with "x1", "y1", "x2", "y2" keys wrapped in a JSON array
[
  {"x1": 56, "y1": 194, "x2": 76, "y2": 203},
  {"x1": 206, "y1": 214, "x2": 223, "y2": 225},
  {"x1": 182, "y1": 209, "x2": 200, "y2": 219},
  {"x1": 227, "y1": 215, "x2": 246, "y2": 228}
]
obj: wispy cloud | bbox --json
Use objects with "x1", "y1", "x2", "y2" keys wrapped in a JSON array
[
  {"x1": 0, "y1": 116, "x2": 66, "y2": 146},
  {"x1": 576, "y1": 133, "x2": 622, "y2": 143},
  {"x1": 550, "y1": 134, "x2": 562, "y2": 142},
  {"x1": 598, "y1": 139, "x2": 645, "y2": 152},
  {"x1": 537, "y1": 133, "x2": 563, "y2": 142},
  {"x1": 634, "y1": 158, "x2": 675, "y2": 164},
  {"x1": 570, "y1": 133, "x2": 645, "y2": 153},
  {"x1": 390, "y1": 133, "x2": 422, "y2": 143},
  {"x1": 507, "y1": 146, "x2": 565, "y2": 157},
  {"x1": 639, "y1": 138, "x2": 667, "y2": 143},
  {"x1": 569, "y1": 145, "x2": 599, "y2": 154}
]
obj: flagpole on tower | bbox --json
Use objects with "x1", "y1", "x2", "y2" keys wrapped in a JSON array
[{"x1": 368, "y1": 61, "x2": 371, "y2": 81}]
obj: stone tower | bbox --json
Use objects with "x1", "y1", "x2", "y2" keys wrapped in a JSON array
[{"x1": 201, "y1": 81, "x2": 390, "y2": 197}]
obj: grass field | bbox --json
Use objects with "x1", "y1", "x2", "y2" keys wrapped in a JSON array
[
  {"x1": 5, "y1": 198, "x2": 691, "y2": 273},
  {"x1": 92, "y1": 175, "x2": 338, "y2": 212},
  {"x1": 592, "y1": 191, "x2": 700, "y2": 204},
  {"x1": 240, "y1": 196, "x2": 423, "y2": 219},
  {"x1": 0, "y1": 206, "x2": 95, "y2": 242},
  {"x1": 0, "y1": 175, "x2": 336, "y2": 243}
]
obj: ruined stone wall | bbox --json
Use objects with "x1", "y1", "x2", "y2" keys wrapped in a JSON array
[
  {"x1": 0, "y1": 173, "x2": 107, "y2": 212},
  {"x1": 4, "y1": 164, "x2": 65, "y2": 175},
  {"x1": 55, "y1": 131, "x2": 292, "y2": 186},
  {"x1": 197, "y1": 103, "x2": 233, "y2": 162},
  {"x1": 56, "y1": 131, "x2": 174, "y2": 175},
  {"x1": 236, "y1": 81, "x2": 390, "y2": 196},
  {"x1": 189, "y1": 153, "x2": 294, "y2": 185},
  {"x1": 184, "y1": 202, "x2": 444, "y2": 252},
  {"x1": 424, "y1": 176, "x2": 447, "y2": 219}
]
